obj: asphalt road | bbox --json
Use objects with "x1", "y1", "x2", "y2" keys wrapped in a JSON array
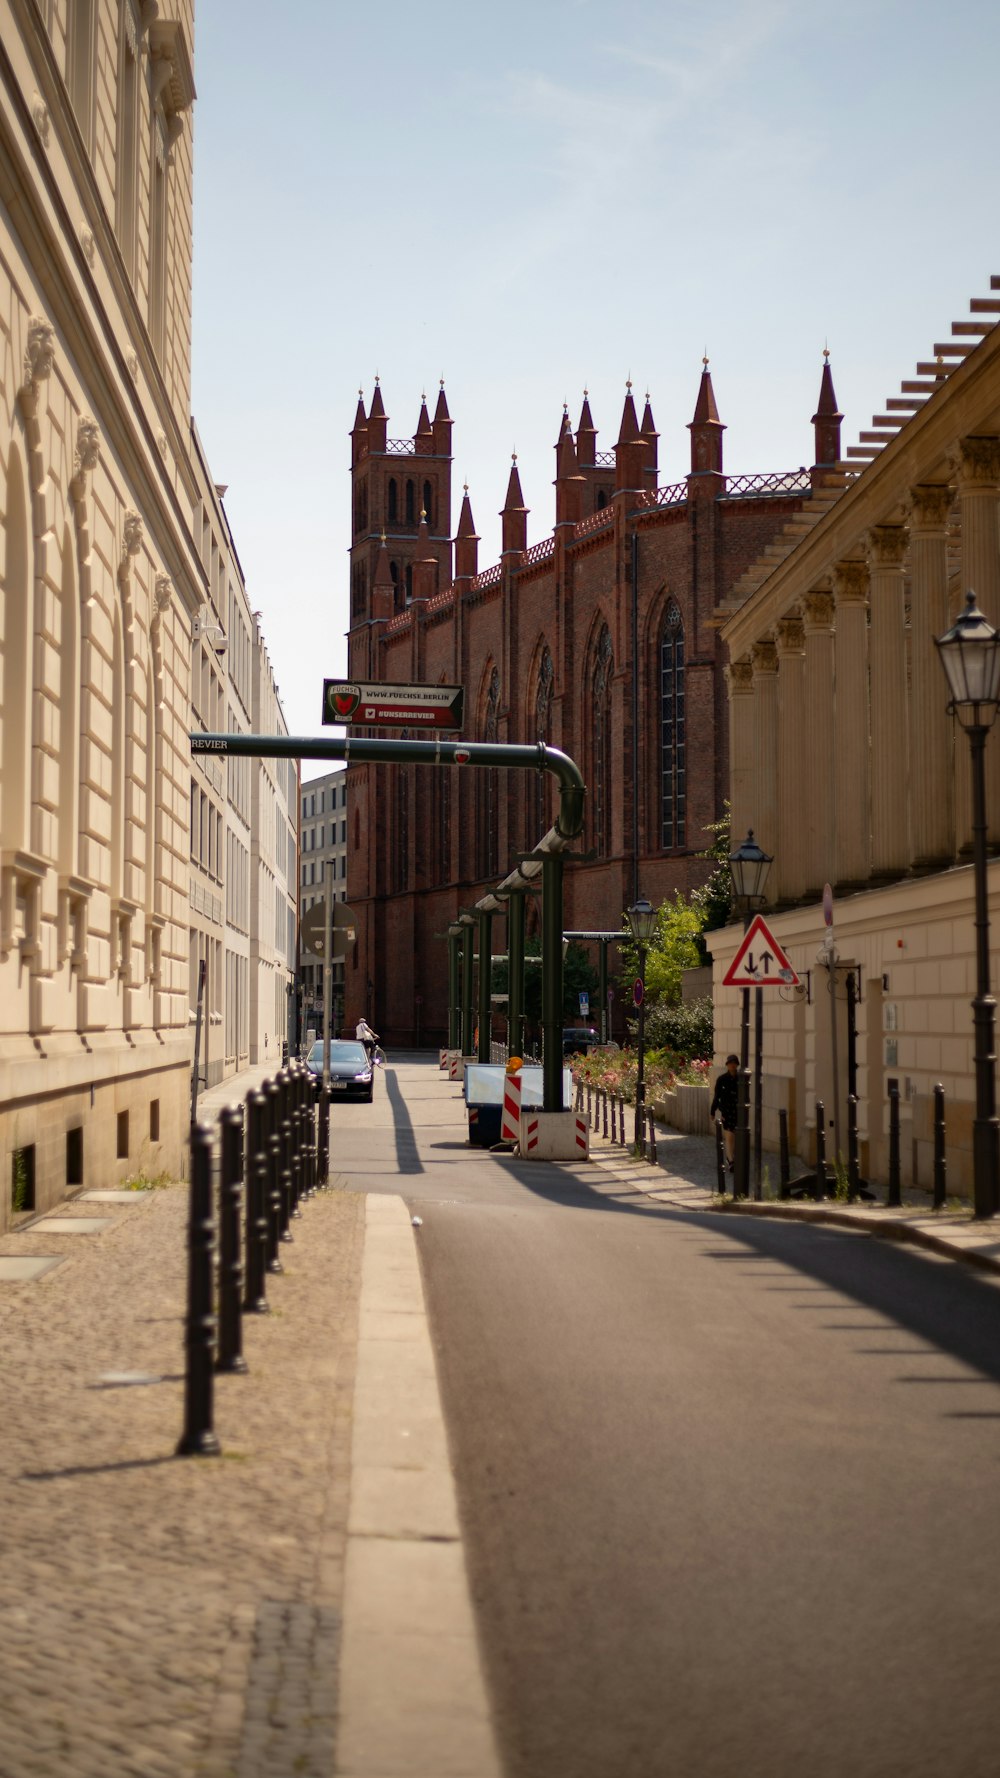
[{"x1": 334, "y1": 1056, "x2": 1000, "y2": 1778}]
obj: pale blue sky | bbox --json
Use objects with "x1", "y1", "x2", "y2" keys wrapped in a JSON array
[{"x1": 191, "y1": 0, "x2": 1000, "y2": 736}]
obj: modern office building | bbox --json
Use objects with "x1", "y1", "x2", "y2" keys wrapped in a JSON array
[{"x1": 298, "y1": 768, "x2": 349, "y2": 1040}]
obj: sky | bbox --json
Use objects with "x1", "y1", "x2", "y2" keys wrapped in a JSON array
[{"x1": 190, "y1": 0, "x2": 1000, "y2": 743}]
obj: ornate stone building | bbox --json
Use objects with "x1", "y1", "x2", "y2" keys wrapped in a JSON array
[
  {"x1": 0, "y1": 1, "x2": 293, "y2": 1225},
  {"x1": 714, "y1": 282, "x2": 1000, "y2": 1196},
  {"x1": 344, "y1": 368, "x2": 845, "y2": 1044}
]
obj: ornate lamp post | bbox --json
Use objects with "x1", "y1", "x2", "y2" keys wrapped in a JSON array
[
  {"x1": 626, "y1": 896, "x2": 659, "y2": 1150},
  {"x1": 936, "y1": 589, "x2": 1000, "y2": 1218},
  {"x1": 728, "y1": 830, "x2": 773, "y2": 1200}
]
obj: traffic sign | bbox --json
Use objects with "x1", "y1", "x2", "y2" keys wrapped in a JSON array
[
  {"x1": 722, "y1": 915, "x2": 799, "y2": 988},
  {"x1": 300, "y1": 901, "x2": 357, "y2": 959},
  {"x1": 633, "y1": 978, "x2": 644, "y2": 1008},
  {"x1": 579, "y1": 992, "x2": 589, "y2": 1018},
  {"x1": 322, "y1": 679, "x2": 464, "y2": 730}
]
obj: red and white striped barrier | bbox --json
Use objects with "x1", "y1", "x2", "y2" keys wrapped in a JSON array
[
  {"x1": 439, "y1": 1048, "x2": 447, "y2": 1069},
  {"x1": 449, "y1": 1051, "x2": 461, "y2": 1080},
  {"x1": 520, "y1": 1111, "x2": 590, "y2": 1160},
  {"x1": 501, "y1": 1070, "x2": 522, "y2": 1142}
]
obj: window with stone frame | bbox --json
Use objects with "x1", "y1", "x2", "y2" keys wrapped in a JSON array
[
  {"x1": 660, "y1": 599, "x2": 686, "y2": 849},
  {"x1": 592, "y1": 626, "x2": 614, "y2": 858}
]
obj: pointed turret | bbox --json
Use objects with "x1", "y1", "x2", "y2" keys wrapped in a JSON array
[
  {"x1": 351, "y1": 390, "x2": 368, "y2": 466},
  {"x1": 414, "y1": 392, "x2": 433, "y2": 456},
  {"x1": 555, "y1": 420, "x2": 584, "y2": 527},
  {"x1": 412, "y1": 509, "x2": 437, "y2": 600},
  {"x1": 811, "y1": 350, "x2": 843, "y2": 486},
  {"x1": 368, "y1": 377, "x2": 387, "y2": 453},
  {"x1": 372, "y1": 530, "x2": 394, "y2": 622},
  {"x1": 433, "y1": 379, "x2": 452, "y2": 456},
  {"x1": 687, "y1": 358, "x2": 725, "y2": 488},
  {"x1": 615, "y1": 380, "x2": 646, "y2": 493},
  {"x1": 501, "y1": 454, "x2": 528, "y2": 557},
  {"x1": 454, "y1": 484, "x2": 480, "y2": 583},
  {"x1": 640, "y1": 392, "x2": 659, "y2": 486},
  {"x1": 576, "y1": 391, "x2": 597, "y2": 467}
]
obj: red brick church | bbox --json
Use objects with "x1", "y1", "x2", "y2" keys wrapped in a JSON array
[{"x1": 343, "y1": 364, "x2": 844, "y2": 1045}]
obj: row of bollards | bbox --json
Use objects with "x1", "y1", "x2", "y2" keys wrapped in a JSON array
[
  {"x1": 576, "y1": 1081, "x2": 633, "y2": 1152},
  {"x1": 177, "y1": 1061, "x2": 330, "y2": 1459}
]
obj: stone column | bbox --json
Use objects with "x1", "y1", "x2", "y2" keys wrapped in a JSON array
[
  {"x1": 801, "y1": 592, "x2": 835, "y2": 895},
  {"x1": 775, "y1": 612, "x2": 807, "y2": 902},
  {"x1": 751, "y1": 637, "x2": 779, "y2": 890},
  {"x1": 907, "y1": 484, "x2": 954, "y2": 866},
  {"x1": 832, "y1": 560, "x2": 870, "y2": 889},
  {"x1": 726, "y1": 656, "x2": 755, "y2": 858},
  {"x1": 950, "y1": 437, "x2": 1000, "y2": 846},
  {"x1": 867, "y1": 525, "x2": 910, "y2": 879}
]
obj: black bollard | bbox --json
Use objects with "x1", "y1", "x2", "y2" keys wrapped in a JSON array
[
  {"x1": 847, "y1": 1094, "x2": 861, "y2": 1201},
  {"x1": 647, "y1": 1109, "x2": 658, "y2": 1166},
  {"x1": 304, "y1": 1068, "x2": 318, "y2": 1197},
  {"x1": 779, "y1": 1107, "x2": 790, "y2": 1199},
  {"x1": 814, "y1": 1100, "x2": 827, "y2": 1202},
  {"x1": 619, "y1": 1094, "x2": 627, "y2": 1146},
  {"x1": 602, "y1": 1089, "x2": 608, "y2": 1140},
  {"x1": 217, "y1": 1105, "x2": 248, "y2": 1374},
  {"x1": 586, "y1": 1084, "x2": 593, "y2": 1126},
  {"x1": 933, "y1": 1083, "x2": 947, "y2": 1210},
  {"x1": 715, "y1": 1117, "x2": 727, "y2": 1194},
  {"x1": 265, "y1": 1078, "x2": 285, "y2": 1269},
  {"x1": 888, "y1": 1081, "x2": 902, "y2": 1207},
  {"x1": 734, "y1": 1070, "x2": 751, "y2": 1199},
  {"x1": 317, "y1": 1080, "x2": 330, "y2": 1187},
  {"x1": 288, "y1": 1067, "x2": 303, "y2": 1216},
  {"x1": 244, "y1": 1089, "x2": 269, "y2": 1313},
  {"x1": 177, "y1": 1122, "x2": 221, "y2": 1456},
  {"x1": 277, "y1": 1070, "x2": 296, "y2": 1233}
]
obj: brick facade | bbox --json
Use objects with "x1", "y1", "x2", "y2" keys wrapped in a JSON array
[{"x1": 344, "y1": 373, "x2": 840, "y2": 1046}]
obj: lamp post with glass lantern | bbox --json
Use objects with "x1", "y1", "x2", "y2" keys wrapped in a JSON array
[
  {"x1": 727, "y1": 830, "x2": 773, "y2": 1200},
  {"x1": 935, "y1": 589, "x2": 1000, "y2": 1218},
  {"x1": 625, "y1": 896, "x2": 659, "y2": 1150}
]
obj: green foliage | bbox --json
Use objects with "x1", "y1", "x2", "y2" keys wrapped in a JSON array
[
  {"x1": 619, "y1": 893, "x2": 705, "y2": 1005},
  {"x1": 642, "y1": 995, "x2": 714, "y2": 1059},
  {"x1": 11, "y1": 1148, "x2": 30, "y2": 1215},
  {"x1": 690, "y1": 806, "x2": 733, "y2": 942},
  {"x1": 491, "y1": 937, "x2": 598, "y2": 1024},
  {"x1": 124, "y1": 1168, "x2": 175, "y2": 1191}
]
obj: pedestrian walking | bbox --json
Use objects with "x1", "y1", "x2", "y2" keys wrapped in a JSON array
[{"x1": 710, "y1": 1054, "x2": 740, "y2": 1172}]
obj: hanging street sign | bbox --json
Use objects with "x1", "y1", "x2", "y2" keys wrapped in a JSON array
[
  {"x1": 723, "y1": 914, "x2": 800, "y2": 988},
  {"x1": 322, "y1": 679, "x2": 465, "y2": 730},
  {"x1": 300, "y1": 901, "x2": 358, "y2": 959}
]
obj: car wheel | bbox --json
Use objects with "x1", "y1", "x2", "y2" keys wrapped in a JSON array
[{"x1": 365, "y1": 1085, "x2": 374, "y2": 1102}]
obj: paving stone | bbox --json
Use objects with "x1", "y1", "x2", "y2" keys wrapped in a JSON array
[
  {"x1": 28, "y1": 1217, "x2": 112, "y2": 1234},
  {"x1": 0, "y1": 1256, "x2": 65, "y2": 1282}
]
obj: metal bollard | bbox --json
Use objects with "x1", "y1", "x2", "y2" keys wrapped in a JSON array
[
  {"x1": 610, "y1": 1094, "x2": 617, "y2": 1144},
  {"x1": 276, "y1": 1070, "x2": 295, "y2": 1239},
  {"x1": 646, "y1": 1109, "x2": 658, "y2": 1166},
  {"x1": 575, "y1": 1080, "x2": 583, "y2": 1113},
  {"x1": 734, "y1": 1071, "x2": 751, "y2": 1199},
  {"x1": 887, "y1": 1081, "x2": 902, "y2": 1207},
  {"x1": 265, "y1": 1078, "x2": 285, "y2": 1268},
  {"x1": 619, "y1": 1094, "x2": 626, "y2": 1146},
  {"x1": 288, "y1": 1067, "x2": 303, "y2": 1216},
  {"x1": 244, "y1": 1089, "x2": 269, "y2": 1313},
  {"x1": 779, "y1": 1107, "x2": 790, "y2": 1199},
  {"x1": 602, "y1": 1089, "x2": 608, "y2": 1139},
  {"x1": 715, "y1": 1117, "x2": 727, "y2": 1194},
  {"x1": 814, "y1": 1100, "x2": 827, "y2": 1202},
  {"x1": 586, "y1": 1084, "x2": 593, "y2": 1126},
  {"x1": 933, "y1": 1082, "x2": 946, "y2": 1210},
  {"x1": 847, "y1": 1094, "x2": 861, "y2": 1202},
  {"x1": 217, "y1": 1106, "x2": 248, "y2": 1374},
  {"x1": 317, "y1": 1080, "x2": 330, "y2": 1187},
  {"x1": 177, "y1": 1122, "x2": 221, "y2": 1456}
]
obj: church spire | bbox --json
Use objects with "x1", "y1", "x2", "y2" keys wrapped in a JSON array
[
  {"x1": 454, "y1": 484, "x2": 480, "y2": 583},
  {"x1": 688, "y1": 357, "x2": 725, "y2": 484},
  {"x1": 615, "y1": 379, "x2": 646, "y2": 493},
  {"x1": 414, "y1": 391, "x2": 433, "y2": 456},
  {"x1": 433, "y1": 379, "x2": 452, "y2": 456},
  {"x1": 367, "y1": 376, "x2": 387, "y2": 452},
  {"x1": 351, "y1": 389, "x2": 368, "y2": 467},
  {"x1": 812, "y1": 349, "x2": 843, "y2": 482},
  {"x1": 576, "y1": 390, "x2": 597, "y2": 467},
  {"x1": 640, "y1": 391, "x2": 659, "y2": 485},
  {"x1": 501, "y1": 453, "x2": 528, "y2": 556}
]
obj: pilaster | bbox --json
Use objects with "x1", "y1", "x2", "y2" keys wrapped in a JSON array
[
  {"x1": 950, "y1": 436, "x2": 1000, "y2": 845},
  {"x1": 907, "y1": 485, "x2": 955, "y2": 866},
  {"x1": 775, "y1": 612, "x2": 807, "y2": 902},
  {"x1": 726, "y1": 657, "x2": 755, "y2": 856},
  {"x1": 867, "y1": 526, "x2": 910, "y2": 879},
  {"x1": 801, "y1": 592, "x2": 835, "y2": 895},
  {"x1": 750, "y1": 637, "x2": 778, "y2": 885},
  {"x1": 832, "y1": 561, "x2": 871, "y2": 889}
]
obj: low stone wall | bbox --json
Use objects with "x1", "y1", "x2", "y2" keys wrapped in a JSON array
[{"x1": 649, "y1": 1083, "x2": 711, "y2": 1136}]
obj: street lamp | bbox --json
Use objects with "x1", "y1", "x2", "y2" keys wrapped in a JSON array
[
  {"x1": 936, "y1": 589, "x2": 1000, "y2": 1218},
  {"x1": 626, "y1": 896, "x2": 659, "y2": 1151},
  {"x1": 728, "y1": 829, "x2": 773, "y2": 1200}
]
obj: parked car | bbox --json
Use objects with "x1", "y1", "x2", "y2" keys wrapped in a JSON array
[
  {"x1": 305, "y1": 1039, "x2": 374, "y2": 1102},
  {"x1": 562, "y1": 1025, "x2": 600, "y2": 1057}
]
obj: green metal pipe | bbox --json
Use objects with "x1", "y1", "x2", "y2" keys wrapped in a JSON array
[
  {"x1": 447, "y1": 933, "x2": 461, "y2": 1050},
  {"x1": 477, "y1": 909, "x2": 493, "y2": 1063},
  {"x1": 542, "y1": 853, "x2": 565, "y2": 1113},
  {"x1": 461, "y1": 922, "x2": 475, "y2": 1055},
  {"x1": 191, "y1": 733, "x2": 586, "y2": 845},
  {"x1": 507, "y1": 891, "x2": 526, "y2": 1059},
  {"x1": 599, "y1": 939, "x2": 609, "y2": 1044}
]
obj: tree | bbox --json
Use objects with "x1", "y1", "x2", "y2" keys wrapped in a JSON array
[
  {"x1": 619, "y1": 893, "x2": 706, "y2": 1007},
  {"x1": 492, "y1": 939, "x2": 598, "y2": 1027}
]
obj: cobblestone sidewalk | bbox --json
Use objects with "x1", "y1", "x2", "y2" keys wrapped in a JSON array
[{"x1": 0, "y1": 1175, "x2": 364, "y2": 1778}]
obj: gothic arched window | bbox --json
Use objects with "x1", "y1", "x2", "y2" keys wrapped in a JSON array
[
  {"x1": 531, "y1": 647, "x2": 554, "y2": 843},
  {"x1": 423, "y1": 480, "x2": 433, "y2": 527},
  {"x1": 478, "y1": 667, "x2": 501, "y2": 880},
  {"x1": 387, "y1": 478, "x2": 398, "y2": 523},
  {"x1": 660, "y1": 599, "x2": 686, "y2": 848},
  {"x1": 592, "y1": 626, "x2": 613, "y2": 857},
  {"x1": 405, "y1": 479, "x2": 415, "y2": 524}
]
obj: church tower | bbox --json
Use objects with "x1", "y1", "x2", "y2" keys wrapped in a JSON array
[{"x1": 349, "y1": 380, "x2": 454, "y2": 625}]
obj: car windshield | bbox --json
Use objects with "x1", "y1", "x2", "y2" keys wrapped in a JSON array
[{"x1": 308, "y1": 1041, "x2": 368, "y2": 1068}]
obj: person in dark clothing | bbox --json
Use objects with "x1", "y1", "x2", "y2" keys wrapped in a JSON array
[{"x1": 710, "y1": 1054, "x2": 740, "y2": 1170}]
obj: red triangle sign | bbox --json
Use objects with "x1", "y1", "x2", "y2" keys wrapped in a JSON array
[{"x1": 723, "y1": 914, "x2": 800, "y2": 988}]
